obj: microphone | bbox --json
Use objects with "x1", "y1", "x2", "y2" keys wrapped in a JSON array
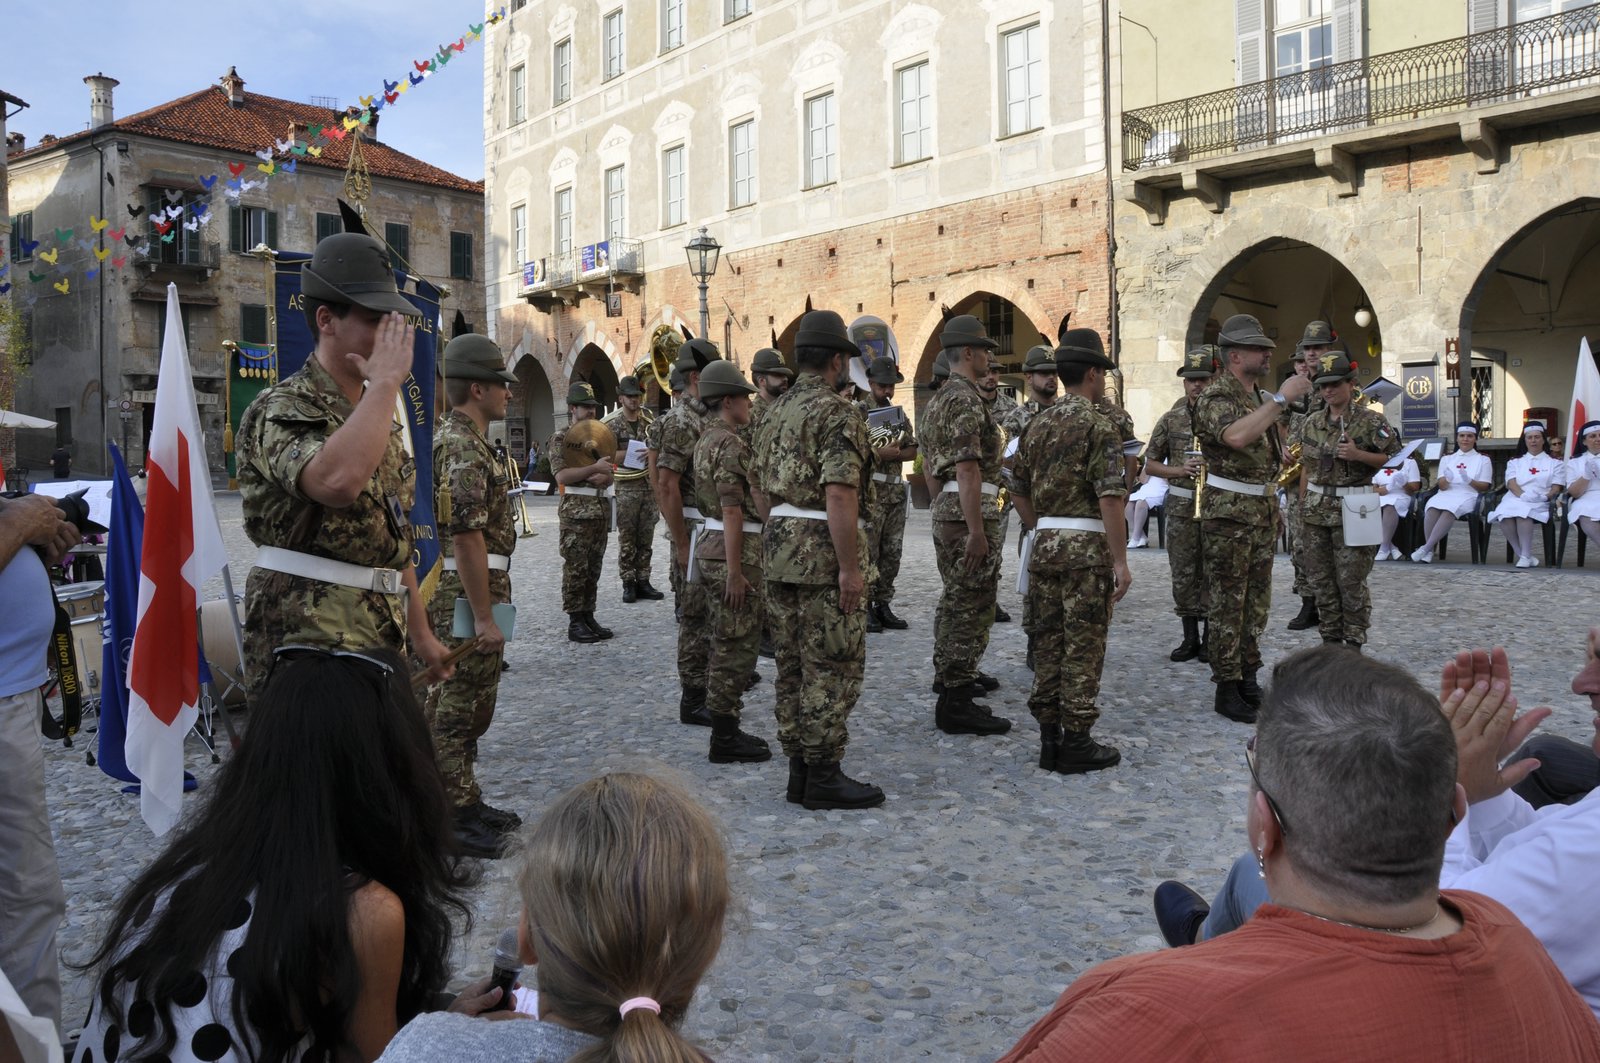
[{"x1": 486, "y1": 926, "x2": 522, "y2": 1013}]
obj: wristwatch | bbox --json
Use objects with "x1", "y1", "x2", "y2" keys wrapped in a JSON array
[{"x1": 1270, "y1": 392, "x2": 1288, "y2": 407}]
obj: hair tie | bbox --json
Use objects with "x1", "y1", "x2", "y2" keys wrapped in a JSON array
[{"x1": 618, "y1": 997, "x2": 661, "y2": 1018}]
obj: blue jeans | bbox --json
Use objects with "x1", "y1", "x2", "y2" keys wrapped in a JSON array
[{"x1": 1199, "y1": 851, "x2": 1270, "y2": 941}]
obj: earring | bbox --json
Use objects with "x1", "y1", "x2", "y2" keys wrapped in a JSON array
[{"x1": 1255, "y1": 846, "x2": 1266, "y2": 880}]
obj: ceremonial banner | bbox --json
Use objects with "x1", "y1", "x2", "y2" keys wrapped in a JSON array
[
  {"x1": 272, "y1": 253, "x2": 443, "y2": 593},
  {"x1": 224, "y1": 343, "x2": 276, "y2": 480}
]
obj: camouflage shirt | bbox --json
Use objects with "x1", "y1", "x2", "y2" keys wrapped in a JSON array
[
  {"x1": 750, "y1": 373, "x2": 872, "y2": 585},
  {"x1": 603, "y1": 408, "x2": 654, "y2": 491},
  {"x1": 922, "y1": 374, "x2": 1004, "y2": 524},
  {"x1": 657, "y1": 395, "x2": 711, "y2": 516},
  {"x1": 693, "y1": 420, "x2": 763, "y2": 568},
  {"x1": 1195, "y1": 370, "x2": 1281, "y2": 524},
  {"x1": 237, "y1": 354, "x2": 415, "y2": 649},
  {"x1": 548, "y1": 423, "x2": 610, "y2": 521},
  {"x1": 1000, "y1": 398, "x2": 1050, "y2": 442},
  {"x1": 856, "y1": 398, "x2": 912, "y2": 482},
  {"x1": 1012, "y1": 394, "x2": 1126, "y2": 571},
  {"x1": 1291, "y1": 404, "x2": 1401, "y2": 526},
  {"x1": 1146, "y1": 397, "x2": 1202, "y2": 492},
  {"x1": 435, "y1": 410, "x2": 517, "y2": 559}
]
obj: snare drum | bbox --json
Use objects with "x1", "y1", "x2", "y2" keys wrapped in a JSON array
[
  {"x1": 69, "y1": 614, "x2": 105, "y2": 703},
  {"x1": 57, "y1": 580, "x2": 105, "y2": 620}
]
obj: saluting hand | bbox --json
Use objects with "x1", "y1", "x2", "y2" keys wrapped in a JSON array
[{"x1": 346, "y1": 312, "x2": 414, "y2": 392}]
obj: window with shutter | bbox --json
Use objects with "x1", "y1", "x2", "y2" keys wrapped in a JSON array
[
  {"x1": 450, "y1": 232, "x2": 473, "y2": 280},
  {"x1": 385, "y1": 222, "x2": 410, "y2": 263},
  {"x1": 315, "y1": 212, "x2": 341, "y2": 243},
  {"x1": 1467, "y1": 0, "x2": 1509, "y2": 97},
  {"x1": 1235, "y1": 0, "x2": 1269, "y2": 143},
  {"x1": 241, "y1": 304, "x2": 269, "y2": 345}
]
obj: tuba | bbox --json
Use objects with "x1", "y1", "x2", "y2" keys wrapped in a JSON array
[{"x1": 647, "y1": 323, "x2": 681, "y2": 394}]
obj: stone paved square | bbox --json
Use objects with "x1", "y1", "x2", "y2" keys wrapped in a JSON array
[{"x1": 44, "y1": 495, "x2": 1599, "y2": 1061}]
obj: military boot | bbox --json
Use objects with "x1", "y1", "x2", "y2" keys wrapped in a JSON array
[
  {"x1": 785, "y1": 756, "x2": 808, "y2": 804},
  {"x1": 1026, "y1": 634, "x2": 1036, "y2": 672},
  {"x1": 635, "y1": 579, "x2": 666, "y2": 601},
  {"x1": 679, "y1": 686, "x2": 711, "y2": 726},
  {"x1": 935, "y1": 685, "x2": 1012, "y2": 736},
  {"x1": 473, "y1": 801, "x2": 523, "y2": 834},
  {"x1": 875, "y1": 602, "x2": 909, "y2": 630},
  {"x1": 567, "y1": 613, "x2": 601, "y2": 644},
  {"x1": 583, "y1": 612, "x2": 615, "y2": 640},
  {"x1": 709, "y1": 714, "x2": 772, "y2": 763},
  {"x1": 1170, "y1": 617, "x2": 1203, "y2": 662},
  {"x1": 1214, "y1": 681, "x2": 1257, "y2": 724},
  {"x1": 1238, "y1": 670, "x2": 1263, "y2": 709},
  {"x1": 1052, "y1": 729, "x2": 1121, "y2": 774},
  {"x1": 1286, "y1": 596, "x2": 1320, "y2": 631},
  {"x1": 993, "y1": 604, "x2": 1012, "y2": 623},
  {"x1": 1197, "y1": 621, "x2": 1210, "y2": 664},
  {"x1": 622, "y1": 580, "x2": 638, "y2": 604},
  {"x1": 1037, "y1": 720, "x2": 1063, "y2": 771},
  {"x1": 759, "y1": 629, "x2": 776, "y2": 659},
  {"x1": 865, "y1": 605, "x2": 884, "y2": 633},
  {"x1": 801, "y1": 761, "x2": 886, "y2": 810}
]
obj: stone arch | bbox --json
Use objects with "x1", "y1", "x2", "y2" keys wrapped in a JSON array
[
  {"x1": 512, "y1": 352, "x2": 555, "y2": 460},
  {"x1": 571, "y1": 344, "x2": 621, "y2": 414},
  {"x1": 902, "y1": 280, "x2": 1054, "y2": 387}
]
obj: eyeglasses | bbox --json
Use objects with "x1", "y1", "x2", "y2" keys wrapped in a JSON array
[{"x1": 1245, "y1": 735, "x2": 1290, "y2": 837}]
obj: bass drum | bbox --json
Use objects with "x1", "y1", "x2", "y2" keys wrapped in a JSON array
[{"x1": 199, "y1": 598, "x2": 248, "y2": 705}]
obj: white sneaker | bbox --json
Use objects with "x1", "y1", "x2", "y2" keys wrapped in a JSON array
[
  {"x1": 1129, "y1": 536, "x2": 1147, "y2": 549},
  {"x1": 1527, "y1": 556, "x2": 1541, "y2": 568},
  {"x1": 1376, "y1": 546, "x2": 1393, "y2": 561},
  {"x1": 1411, "y1": 547, "x2": 1433, "y2": 564}
]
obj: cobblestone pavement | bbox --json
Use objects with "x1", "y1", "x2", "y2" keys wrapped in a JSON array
[{"x1": 43, "y1": 496, "x2": 1599, "y2": 1061}]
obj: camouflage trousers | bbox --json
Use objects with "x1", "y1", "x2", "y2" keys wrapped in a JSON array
[
  {"x1": 1025, "y1": 565, "x2": 1113, "y2": 732},
  {"x1": 424, "y1": 571, "x2": 510, "y2": 808},
  {"x1": 866, "y1": 486, "x2": 907, "y2": 602},
  {"x1": 1301, "y1": 520, "x2": 1378, "y2": 645},
  {"x1": 242, "y1": 569, "x2": 406, "y2": 697},
  {"x1": 1203, "y1": 516, "x2": 1276, "y2": 682},
  {"x1": 765, "y1": 579, "x2": 864, "y2": 764},
  {"x1": 614, "y1": 482, "x2": 658, "y2": 583},
  {"x1": 699, "y1": 558, "x2": 763, "y2": 720},
  {"x1": 677, "y1": 550, "x2": 711, "y2": 689},
  {"x1": 1166, "y1": 507, "x2": 1207, "y2": 619},
  {"x1": 559, "y1": 516, "x2": 609, "y2": 614},
  {"x1": 1286, "y1": 493, "x2": 1309, "y2": 596},
  {"x1": 931, "y1": 518, "x2": 1003, "y2": 687}
]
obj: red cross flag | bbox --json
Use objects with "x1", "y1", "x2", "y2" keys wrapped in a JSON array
[
  {"x1": 126, "y1": 283, "x2": 229, "y2": 835},
  {"x1": 1569, "y1": 337, "x2": 1600, "y2": 459}
]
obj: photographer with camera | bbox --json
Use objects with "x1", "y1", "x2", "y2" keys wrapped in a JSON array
[{"x1": 0, "y1": 492, "x2": 79, "y2": 1037}]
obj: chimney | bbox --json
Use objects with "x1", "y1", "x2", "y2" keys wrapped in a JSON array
[
  {"x1": 84, "y1": 73, "x2": 119, "y2": 130},
  {"x1": 345, "y1": 104, "x2": 380, "y2": 141},
  {"x1": 6, "y1": 132, "x2": 23, "y2": 156},
  {"x1": 220, "y1": 66, "x2": 246, "y2": 107}
]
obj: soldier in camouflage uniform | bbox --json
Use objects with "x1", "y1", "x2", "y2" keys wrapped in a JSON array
[
  {"x1": 858, "y1": 357, "x2": 915, "y2": 633},
  {"x1": 1290, "y1": 351, "x2": 1400, "y2": 649},
  {"x1": 919, "y1": 315, "x2": 1011, "y2": 736},
  {"x1": 657, "y1": 339, "x2": 721, "y2": 725},
  {"x1": 693, "y1": 360, "x2": 774, "y2": 765},
  {"x1": 979, "y1": 354, "x2": 1018, "y2": 623},
  {"x1": 238, "y1": 232, "x2": 451, "y2": 694},
  {"x1": 1011, "y1": 330, "x2": 1130, "y2": 774},
  {"x1": 1001, "y1": 344, "x2": 1059, "y2": 664},
  {"x1": 1196, "y1": 314, "x2": 1314, "y2": 724},
  {"x1": 1142, "y1": 347, "x2": 1217, "y2": 664},
  {"x1": 750, "y1": 309, "x2": 885, "y2": 810},
  {"x1": 748, "y1": 346, "x2": 793, "y2": 446},
  {"x1": 603, "y1": 375, "x2": 664, "y2": 603},
  {"x1": 425, "y1": 335, "x2": 520, "y2": 858},
  {"x1": 548, "y1": 382, "x2": 614, "y2": 643},
  {"x1": 1285, "y1": 321, "x2": 1335, "y2": 631}
]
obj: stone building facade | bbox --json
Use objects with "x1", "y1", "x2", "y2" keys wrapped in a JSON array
[
  {"x1": 5, "y1": 70, "x2": 485, "y2": 478},
  {"x1": 483, "y1": 0, "x2": 1115, "y2": 453}
]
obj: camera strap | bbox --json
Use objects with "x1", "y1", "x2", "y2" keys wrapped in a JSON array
[{"x1": 43, "y1": 587, "x2": 83, "y2": 745}]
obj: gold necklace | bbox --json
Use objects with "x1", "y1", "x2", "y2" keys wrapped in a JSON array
[{"x1": 1288, "y1": 900, "x2": 1444, "y2": 936}]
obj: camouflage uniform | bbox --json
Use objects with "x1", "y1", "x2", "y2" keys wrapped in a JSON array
[
  {"x1": 1291, "y1": 402, "x2": 1400, "y2": 646},
  {"x1": 1012, "y1": 394, "x2": 1126, "y2": 731},
  {"x1": 750, "y1": 373, "x2": 873, "y2": 763},
  {"x1": 857, "y1": 397, "x2": 910, "y2": 606},
  {"x1": 603, "y1": 407, "x2": 658, "y2": 586},
  {"x1": 1285, "y1": 392, "x2": 1328, "y2": 597},
  {"x1": 547, "y1": 426, "x2": 610, "y2": 614},
  {"x1": 989, "y1": 390, "x2": 1020, "y2": 558},
  {"x1": 1095, "y1": 397, "x2": 1139, "y2": 489},
  {"x1": 425, "y1": 410, "x2": 515, "y2": 808},
  {"x1": 1195, "y1": 372, "x2": 1282, "y2": 682},
  {"x1": 238, "y1": 356, "x2": 413, "y2": 693},
  {"x1": 694, "y1": 421, "x2": 764, "y2": 721},
  {"x1": 921, "y1": 374, "x2": 1005, "y2": 688},
  {"x1": 1001, "y1": 398, "x2": 1050, "y2": 628},
  {"x1": 1146, "y1": 397, "x2": 1206, "y2": 619},
  {"x1": 657, "y1": 396, "x2": 713, "y2": 688}
]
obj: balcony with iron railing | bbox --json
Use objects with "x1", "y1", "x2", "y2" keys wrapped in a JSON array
[
  {"x1": 521, "y1": 238, "x2": 643, "y2": 308},
  {"x1": 1121, "y1": 3, "x2": 1600, "y2": 208}
]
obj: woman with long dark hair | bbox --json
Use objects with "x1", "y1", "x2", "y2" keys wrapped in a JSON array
[{"x1": 72, "y1": 648, "x2": 477, "y2": 1063}]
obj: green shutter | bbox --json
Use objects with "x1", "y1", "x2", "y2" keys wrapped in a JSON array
[
  {"x1": 229, "y1": 206, "x2": 243, "y2": 253},
  {"x1": 266, "y1": 211, "x2": 279, "y2": 250}
]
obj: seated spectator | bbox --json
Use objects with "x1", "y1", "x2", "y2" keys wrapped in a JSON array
[
  {"x1": 1371, "y1": 453, "x2": 1421, "y2": 560},
  {"x1": 379, "y1": 772, "x2": 728, "y2": 1063},
  {"x1": 1124, "y1": 465, "x2": 1166, "y2": 549},
  {"x1": 1412, "y1": 423, "x2": 1492, "y2": 562},
  {"x1": 73, "y1": 649, "x2": 477, "y2": 1063},
  {"x1": 1151, "y1": 634, "x2": 1600, "y2": 1024},
  {"x1": 1568, "y1": 420, "x2": 1600, "y2": 550},
  {"x1": 1487, "y1": 420, "x2": 1566, "y2": 568},
  {"x1": 1002, "y1": 645, "x2": 1600, "y2": 1061},
  {"x1": 1507, "y1": 625, "x2": 1600, "y2": 808}
]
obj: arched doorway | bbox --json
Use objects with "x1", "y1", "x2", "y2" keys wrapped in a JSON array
[
  {"x1": 571, "y1": 344, "x2": 621, "y2": 415},
  {"x1": 1190, "y1": 237, "x2": 1382, "y2": 399},
  {"x1": 1459, "y1": 198, "x2": 1600, "y2": 448},
  {"x1": 910, "y1": 293, "x2": 1049, "y2": 418},
  {"x1": 512, "y1": 354, "x2": 555, "y2": 461}
]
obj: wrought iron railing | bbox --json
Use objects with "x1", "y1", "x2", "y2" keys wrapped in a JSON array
[{"x1": 1122, "y1": 3, "x2": 1600, "y2": 170}]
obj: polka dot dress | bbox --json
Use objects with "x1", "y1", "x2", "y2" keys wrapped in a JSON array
[{"x1": 73, "y1": 893, "x2": 306, "y2": 1063}]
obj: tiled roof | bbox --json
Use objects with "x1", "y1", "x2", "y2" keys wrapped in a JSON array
[{"x1": 14, "y1": 83, "x2": 482, "y2": 195}]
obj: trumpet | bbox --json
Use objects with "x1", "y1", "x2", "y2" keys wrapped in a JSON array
[
  {"x1": 1276, "y1": 442, "x2": 1304, "y2": 491},
  {"x1": 506, "y1": 452, "x2": 536, "y2": 537},
  {"x1": 1187, "y1": 448, "x2": 1205, "y2": 519}
]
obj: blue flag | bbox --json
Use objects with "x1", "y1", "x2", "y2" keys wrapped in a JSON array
[{"x1": 99, "y1": 442, "x2": 144, "y2": 784}]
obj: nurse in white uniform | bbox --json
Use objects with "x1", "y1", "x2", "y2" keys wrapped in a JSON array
[
  {"x1": 1412, "y1": 422, "x2": 1493, "y2": 563},
  {"x1": 1487, "y1": 420, "x2": 1566, "y2": 567},
  {"x1": 1567, "y1": 419, "x2": 1600, "y2": 551},
  {"x1": 1372, "y1": 455, "x2": 1421, "y2": 561},
  {"x1": 1126, "y1": 465, "x2": 1168, "y2": 548}
]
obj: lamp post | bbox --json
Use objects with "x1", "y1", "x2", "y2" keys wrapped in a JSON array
[{"x1": 684, "y1": 226, "x2": 721, "y2": 339}]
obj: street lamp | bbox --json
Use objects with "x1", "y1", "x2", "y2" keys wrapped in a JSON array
[{"x1": 684, "y1": 226, "x2": 721, "y2": 339}]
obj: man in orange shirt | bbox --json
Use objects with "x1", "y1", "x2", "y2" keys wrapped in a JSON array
[{"x1": 999, "y1": 644, "x2": 1600, "y2": 1062}]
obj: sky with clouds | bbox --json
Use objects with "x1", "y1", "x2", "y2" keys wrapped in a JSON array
[{"x1": 4, "y1": 0, "x2": 488, "y2": 180}]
